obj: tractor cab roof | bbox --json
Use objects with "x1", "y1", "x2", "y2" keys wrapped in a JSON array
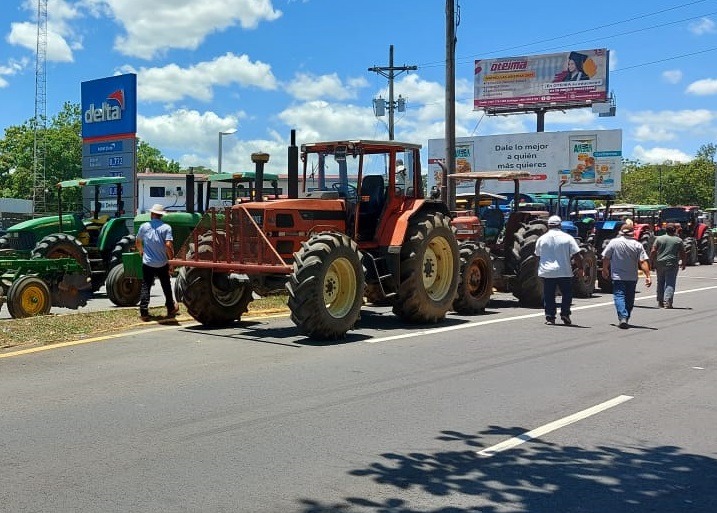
[
  {"x1": 56, "y1": 176, "x2": 127, "y2": 189},
  {"x1": 301, "y1": 140, "x2": 422, "y2": 155},
  {"x1": 208, "y1": 171, "x2": 279, "y2": 183}
]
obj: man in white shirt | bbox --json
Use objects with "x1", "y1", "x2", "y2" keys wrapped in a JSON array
[{"x1": 534, "y1": 215, "x2": 583, "y2": 325}]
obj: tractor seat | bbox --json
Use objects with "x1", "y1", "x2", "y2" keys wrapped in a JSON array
[
  {"x1": 481, "y1": 208, "x2": 504, "y2": 242},
  {"x1": 85, "y1": 214, "x2": 110, "y2": 229},
  {"x1": 358, "y1": 175, "x2": 386, "y2": 240}
]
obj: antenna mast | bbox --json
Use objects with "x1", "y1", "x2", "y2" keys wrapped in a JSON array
[{"x1": 33, "y1": 0, "x2": 48, "y2": 215}]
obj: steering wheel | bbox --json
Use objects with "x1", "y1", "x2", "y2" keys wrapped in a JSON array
[{"x1": 331, "y1": 182, "x2": 358, "y2": 198}]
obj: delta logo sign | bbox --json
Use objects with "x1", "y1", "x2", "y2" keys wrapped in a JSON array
[{"x1": 81, "y1": 73, "x2": 137, "y2": 140}]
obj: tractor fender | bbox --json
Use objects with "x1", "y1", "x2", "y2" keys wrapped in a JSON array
[
  {"x1": 376, "y1": 199, "x2": 452, "y2": 247},
  {"x1": 695, "y1": 223, "x2": 708, "y2": 240},
  {"x1": 97, "y1": 217, "x2": 130, "y2": 253}
]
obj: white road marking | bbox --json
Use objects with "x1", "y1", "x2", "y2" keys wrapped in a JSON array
[
  {"x1": 367, "y1": 284, "x2": 717, "y2": 344},
  {"x1": 477, "y1": 394, "x2": 634, "y2": 457}
]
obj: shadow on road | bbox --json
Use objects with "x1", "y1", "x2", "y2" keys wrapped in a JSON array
[{"x1": 296, "y1": 427, "x2": 717, "y2": 512}]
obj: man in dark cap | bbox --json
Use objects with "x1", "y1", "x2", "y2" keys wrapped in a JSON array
[
  {"x1": 650, "y1": 223, "x2": 686, "y2": 308},
  {"x1": 601, "y1": 220, "x2": 652, "y2": 328}
]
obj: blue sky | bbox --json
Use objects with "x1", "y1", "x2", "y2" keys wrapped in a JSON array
[{"x1": 1, "y1": 0, "x2": 716, "y2": 176}]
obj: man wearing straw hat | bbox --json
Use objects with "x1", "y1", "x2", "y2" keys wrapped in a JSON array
[
  {"x1": 601, "y1": 220, "x2": 652, "y2": 329},
  {"x1": 136, "y1": 203, "x2": 179, "y2": 321}
]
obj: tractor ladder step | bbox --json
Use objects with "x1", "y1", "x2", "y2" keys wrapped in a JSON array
[{"x1": 370, "y1": 255, "x2": 397, "y2": 299}]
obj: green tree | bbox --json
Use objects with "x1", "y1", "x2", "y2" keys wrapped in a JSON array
[{"x1": 136, "y1": 139, "x2": 182, "y2": 173}]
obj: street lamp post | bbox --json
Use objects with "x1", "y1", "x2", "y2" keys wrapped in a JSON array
[{"x1": 218, "y1": 128, "x2": 238, "y2": 173}]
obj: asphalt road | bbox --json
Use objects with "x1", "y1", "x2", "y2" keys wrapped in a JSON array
[{"x1": 1, "y1": 266, "x2": 717, "y2": 512}]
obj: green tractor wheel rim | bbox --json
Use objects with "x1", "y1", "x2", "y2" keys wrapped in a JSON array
[
  {"x1": 324, "y1": 256, "x2": 357, "y2": 318},
  {"x1": 422, "y1": 235, "x2": 454, "y2": 301}
]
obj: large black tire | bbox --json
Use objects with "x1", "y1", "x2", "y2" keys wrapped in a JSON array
[
  {"x1": 105, "y1": 264, "x2": 141, "y2": 307},
  {"x1": 109, "y1": 234, "x2": 136, "y2": 270},
  {"x1": 698, "y1": 233, "x2": 714, "y2": 265},
  {"x1": 510, "y1": 221, "x2": 547, "y2": 308},
  {"x1": 392, "y1": 211, "x2": 459, "y2": 323},
  {"x1": 7, "y1": 276, "x2": 52, "y2": 318},
  {"x1": 32, "y1": 233, "x2": 92, "y2": 279},
  {"x1": 684, "y1": 237, "x2": 698, "y2": 266},
  {"x1": 287, "y1": 232, "x2": 364, "y2": 340},
  {"x1": 573, "y1": 247, "x2": 597, "y2": 298},
  {"x1": 453, "y1": 241, "x2": 492, "y2": 315},
  {"x1": 180, "y1": 232, "x2": 254, "y2": 326}
]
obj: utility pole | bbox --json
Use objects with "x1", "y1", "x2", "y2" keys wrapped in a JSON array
[
  {"x1": 33, "y1": 0, "x2": 48, "y2": 215},
  {"x1": 368, "y1": 45, "x2": 416, "y2": 140},
  {"x1": 444, "y1": 0, "x2": 458, "y2": 209}
]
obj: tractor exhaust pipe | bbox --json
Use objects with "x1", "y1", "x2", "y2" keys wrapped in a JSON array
[
  {"x1": 287, "y1": 129, "x2": 299, "y2": 199},
  {"x1": 251, "y1": 152, "x2": 270, "y2": 202},
  {"x1": 185, "y1": 172, "x2": 195, "y2": 214}
]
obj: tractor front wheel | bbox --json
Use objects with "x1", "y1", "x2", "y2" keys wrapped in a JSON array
[
  {"x1": 510, "y1": 221, "x2": 547, "y2": 308},
  {"x1": 453, "y1": 241, "x2": 492, "y2": 315},
  {"x1": 573, "y1": 247, "x2": 597, "y2": 298},
  {"x1": 32, "y1": 233, "x2": 92, "y2": 280},
  {"x1": 698, "y1": 233, "x2": 714, "y2": 265},
  {"x1": 7, "y1": 276, "x2": 52, "y2": 318},
  {"x1": 105, "y1": 264, "x2": 141, "y2": 307},
  {"x1": 180, "y1": 232, "x2": 254, "y2": 326},
  {"x1": 287, "y1": 232, "x2": 364, "y2": 340},
  {"x1": 109, "y1": 235, "x2": 136, "y2": 270},
  {"x1": 684, "y1": 237, "x2": 698, "y2": 266},
  {"x1": 392, "y1": 211, "x2": 459, "y2": 323}
]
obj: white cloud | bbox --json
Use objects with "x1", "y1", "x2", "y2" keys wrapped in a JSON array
[
  {"x1": 120, "y1": 53, "x2": 278, "y2": 103},
  {"x1": 688, "y1": 17, "x2": 716, "y2": 35},
  {"x1": 685, "y1": 78, "x2": 717, "y2": 96},
  {"x1": 632, "y1": 125, "x2": 676, "y2": 143},
  {"x1": 662, "y1": 70, "x2": 682, "y2": 84},
  {"x1": 0, "y1": 59, "x2": 27, "y2": 88},
  {"x1": 284, "y1": 73, "x2": 367, "y2": 101},
  {"x1": 7, "y1": 0, "x2": 83, "y2": 62},
  {"x1": 631, "y1": 145, "x2": 692, "y2": 164},
  {"x1": 628, "y1": 109, "x2": 715, "y2": 130},
  {"x1": 86, "y1": 0, "x2": 282, "y2": 59}
]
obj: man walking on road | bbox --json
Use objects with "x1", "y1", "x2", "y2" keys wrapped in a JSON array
[
  {"x1": 601, "y1": 220, "x2": 652, "y2": 328},
  {"x1": 650, "y1": 223, "x2": 686, "y2": 309},
  {"x1": 136, "y1": 204, "x2": 179, "y2": 321},
  {"x1": 535, "y1": 215, "x2": 583, "y2": 325}
]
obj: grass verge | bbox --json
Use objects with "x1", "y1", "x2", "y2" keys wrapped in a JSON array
[{"x1": 0, "y1": 295, "x2": 289, "y2": 352}]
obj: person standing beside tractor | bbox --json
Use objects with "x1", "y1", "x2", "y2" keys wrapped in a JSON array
[
  {"x1": 535, "y1": 215, "x2": 583, "y2": 326},
  {"x1": 650, "y1": 223, "x2": 686, "y2": 309},
  {"x1": 601, "y1": 220, "x2": 652, "y2": 329},
  {"x1": 136, "y1": 204, "x2": 179, "y2": 321}
]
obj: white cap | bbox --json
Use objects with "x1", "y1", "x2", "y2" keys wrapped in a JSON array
[{"x1": 548, "y1": 215, "x2": 562, "y2": 226}]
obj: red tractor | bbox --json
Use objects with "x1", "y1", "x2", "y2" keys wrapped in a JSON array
[
  {"x1": 658, "y1": 206, "x2": 714, "y2": 266},
  {"x1": 171, "y1": 139, "x2": 463, "y2": 340}
]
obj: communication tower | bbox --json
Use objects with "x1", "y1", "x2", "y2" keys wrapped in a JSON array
[{"x1": 32, "y1": 0, "x2": 48, "y2": 215}]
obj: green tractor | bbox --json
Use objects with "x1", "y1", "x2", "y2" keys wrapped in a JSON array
[
  {"x1": 0, "y1": 176, "x2": 132, "y2": 290},
  {"x1": 105, "y1": 171, "x2": 281, "y2": 307},
  {"x1": 0, "y1": 176, "x2": 131, "y2": 316}
]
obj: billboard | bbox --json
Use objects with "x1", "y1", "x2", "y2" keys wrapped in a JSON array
[
  {"x1": 81, "y1": 73, "x2": 137, "y2": 139},
  {"x1": 474, "y1": 49, "x2": 609, "y2": 111},
  {"x1": 427, "y1": 130, "x2": 622, "y2": 195}
]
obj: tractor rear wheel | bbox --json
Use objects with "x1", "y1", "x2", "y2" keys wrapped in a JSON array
[
  {"x1": 698, "y1": 233, "x2": 714, "y2": 265},
  {"x1": 684, "y1": 237, "x2": 698, "y2": 266},
  {"x1": 573, "y1": 247, "x2": 597, "y2": 298},
  {"x1": 105, "y1": 264, "x2": 141, "y2": 307},
  {"x1": 287, "y1": 232, "x2": 364, "y2": 340},
  {"x1": 7, "y1": 276, "x2": 52, "y2": 318},
  {"x1": 32, "y1": 233, "x2": 91, "y2": 276},
  {"x1": 453, "y1": 241, "x2": 492, "y2": 314},
  {"x1": 392, "y1": 211, "x2": 459, "y2": 323},
  {"x1": 109, "y1": 235, "x2": 136, "y2": 270},
  {"x1": 510, "y1": 221, "x2": 547, "y2": 308},
  {"x1": 181, "y1": 232, "x2": 254, "y2": 326}
]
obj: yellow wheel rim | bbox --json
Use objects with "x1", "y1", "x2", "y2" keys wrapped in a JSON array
[
  {"x1": 20, "y1": 283, "x2": 49, "y2": 316},
  {"x1": 422, "y1": 235, "x2": 454, "y2": 301},
  {"x1": 324, "y1": 257, "x2": 357, "y2": 318}
]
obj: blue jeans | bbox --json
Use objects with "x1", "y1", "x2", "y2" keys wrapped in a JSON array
[
  {"x1": 656, "y1": 265, "x2": 679, "y2": 305},
  {"x1": 542, "y1": 277, "x2": 573, "y2": 320},
  {"x1": 612, "y1": 280, "x2": 637, "y2": 322}
]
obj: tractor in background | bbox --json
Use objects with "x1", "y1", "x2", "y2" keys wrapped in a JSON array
[
  {"x1": 171, "y1": 139, "x2": 461, "y2": 340},
  {"x1": 658, "y1": 206, "x2": 713, "y2": 266},
  {"x1": 447, "y1": 171, "x2": 596, "y2": 308}
]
